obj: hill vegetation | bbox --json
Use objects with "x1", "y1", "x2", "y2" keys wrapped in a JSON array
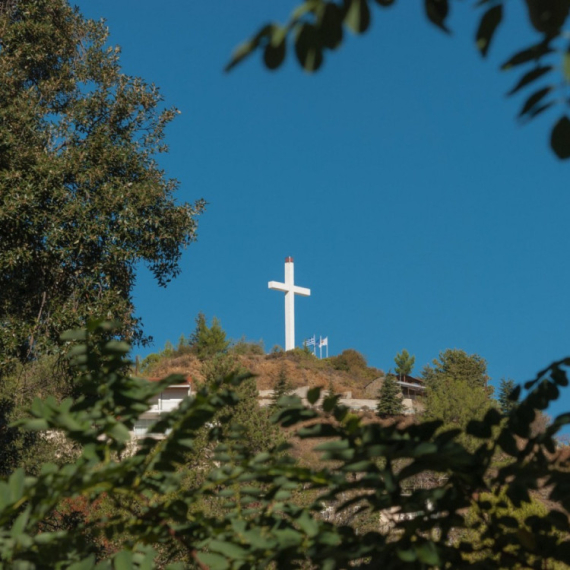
[{"x1": 139, "y1": 337, "x2": 382, "y2": 399}]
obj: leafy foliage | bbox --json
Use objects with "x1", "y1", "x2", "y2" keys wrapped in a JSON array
[
  {"x1": 328, "y1": 348, "x2": 379, "y2": 380},
  {"x1": 423, "y1": 377, "x2": 492, "y2": 452},
  {"x1": 394, "y1": 349, "x2": 415, "y2": 378},
  {"x1": 498, "y1": 378, "x2": 519, "y2": 415},
  {"x1": 422, "y1": 349, "x2": 492, "y2": 451},
  {"x1": 271, "y1": 366, "x2": 293, "y2": 408},
  {"x1": 226, "y1": 0, "x2": 570, "y2": 159},
  {"x1": 422, "y1": 348, "x2": 489, "y2": 390},
  {"x1": 230, "y1": 338, "x2": 265, "y2": 356},
  {"x1": 189, "y1": 313, "x2": 230, "y2": 361},
  {"x1": 2, "y1": 323, "x2": 570, "y2": 568},
  {"x1": 0, "y1": 0, "x2": 205, "y2": 373},
  {"x1": 376, "y1": 372, "x2": 404, "y2": 417}
]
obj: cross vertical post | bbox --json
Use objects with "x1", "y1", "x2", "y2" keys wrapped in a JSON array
[{"x1": 268, "y1": 257, "x2": 311, "y2": 351}]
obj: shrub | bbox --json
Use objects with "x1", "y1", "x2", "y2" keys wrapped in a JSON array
[{"x1": 230, "y1": 337, "x2": 265, "y2": 356}]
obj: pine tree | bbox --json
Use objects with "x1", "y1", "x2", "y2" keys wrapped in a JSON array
[
  {"x1": 271, "y1": 366, "x2": 293, "y2": 408},
  {"x1": 376, "y1": 372, "x2": 404, "y2": 418},
  {"x1": 190, "y1": 313, "x2": 230, "y2": 360},
  {"x1": 224, "y1": 376, "x2": 283, "y2": 455},
  {"x1": 201, "y1": 353, "x2": 240, "y2": 387},
  {"x1": 498, "y1": 378, "x2": 518, "y2": 414},
  {"x1": 394, "y1": 349, "x2": 415, "y2": 379}
]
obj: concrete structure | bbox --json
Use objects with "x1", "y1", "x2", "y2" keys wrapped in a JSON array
[
  {"x1": 132, "y1": 376, "x2": 193, "y2": 437},
  {"x1": 258, "y1": 385, "x2": 420, "y2": 414},
  {"x1": 268, "y1": 257, "x2": 310, "y2": 351}
]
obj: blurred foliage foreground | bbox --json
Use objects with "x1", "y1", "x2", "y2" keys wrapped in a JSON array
[{"x1": 2, "y1": 322, "x2": 570, "y2": 569}]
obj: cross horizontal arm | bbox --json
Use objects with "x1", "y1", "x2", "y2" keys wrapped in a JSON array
[
  {"x1": 268, "y1": 281, "x2": 289, "y2": 293},
  {"x1": 293, "y1": 286, "x2": 310, "y2": 297}
]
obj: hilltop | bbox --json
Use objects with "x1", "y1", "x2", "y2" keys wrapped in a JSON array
[{"x1": 137, "y1": 342, "x2": 384, "y2": 400}]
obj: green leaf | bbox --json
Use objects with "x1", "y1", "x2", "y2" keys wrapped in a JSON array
[
  {"x1": 498, "y1": 429, "x2": 519, "y2": 457},
  {"x1": 307, "y1": 386, "x2": 321, "y2": 405},
  {"x1": 319, "y1": 3, "x2": 344, "y2": 49},
  {"x1": 425, "y1": 0, "x2": 450, "y2": 33},
  {"x1": 264, "y1": 27, "x2": 287, "y2": 70},
  {"x1": 113, "y1": 551, "x2": 133, "y2": 570},
  {"x1": 196, "y1": 552, "x2": 230, "y2": 570},
  {"x1": 315, "y1": 439, "x2": 350, "y2": 452},
  {"x1": 344, "y1": 0, "x2": 371, "y2": 34},
  {"x1": 109, "y1": 423, "x2": 132, "y2": 443},
  {"x1": 103, "y1": 340, "x2": 131, "y2": 355},
  {"x1": 295, "y1": 510, "x2": 319, "y2": 537},
  {"x1": 22, "y1": 419, "x2": 49, "y2": 431},
  {"x1": 466, "y1": 419, "x2": 492, "y2": 438},
  {"x1": 8, "y1": 469, "x2": 25, "y2": 502},
  {"x1": 502, "y1": 41, "x2": 553, "y2": 70},
  {"x1": 295, "y1": 23, "x2": 323, "y2": 72},
  {"x1": 551, "y1": 116, "x2": 570, "y2": 159},
  {"x1": 397, "y1": 549, "x2": 417, "y2": 562},
  {"x1": 507, "y1": 66, "x2": 551, "y2": 96},
  {"x1": 60, "y1": 329, "x2": 88, "y2": 341},
  {"x1": 415, "y1": 542, "x2": 441, "y2": 565},
  {"x1": 68, "y1": 557, "x2": 96, "y2": 570},
  {"x1": 563, "y1": 50, "x2": 570, "y2": 83},
  {"x1": 225, "y1": 25, "x2": 274, "y2": 72},
  {"x1": 476, "y1": 4, "x2": 502, "y2": 57},
  {"x1": 483, "y1": 407, "x2": 502, "y2": 426},
  {"x1": 518, "y1": 86, "x2": 552, "y2": 117},
  {"x1": 209, "y1": 540, "x2": 248, "y2": 560}
]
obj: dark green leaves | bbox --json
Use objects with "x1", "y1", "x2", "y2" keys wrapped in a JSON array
[
  {"x1": 551, "y1": 116, "x2": 570, "y2": 158},
  {"x1": 295, "y1": 23, "x2": 323, "y2": 71},
  {"x1": 425, "y1": 0, "x2": 450, "y2": 33},
  {"x1": 502, "y1": 41, "x2": 554, "y2": 70},
  {"x1": 507, "y1": 66, "x2": 552, "y2": 96},
  {"x1": 264, "y1": 28, "x2": 287, "y2": 70},
  {"x1": 519, "y1": 86, "x2": 552, "y2": 118},
  {"x1": 319, "y1": 3, "x2": 344, "y2": 49},
  {"x1": 4, "y1": 322, "x2": 570, "y2": 568},
  {"x1": 476, "y1": 4, "x2": 502, "y2": 57},
  {"x1": 344, "y1": 0, "x2": 371, "y2": 34}
]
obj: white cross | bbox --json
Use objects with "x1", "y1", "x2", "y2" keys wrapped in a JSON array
[{"x1": 268, "y1": 256, "x2": 310, "y2": 351}]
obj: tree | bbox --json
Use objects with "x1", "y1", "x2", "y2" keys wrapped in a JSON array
[
  {"x1": 189, "y1": 313, "x2": 230, "y2": 360},
  {"x1": 271, "y1": 365, "x2": 293, "y2": 408},
  {"x1": 422, "y1": 349, "x2": 489, "y2": 390},
  {"x1": 394, "y1": 349, "x2": 415, "y2": 379},
  {"x1": 376, "y1": 371, "x2": 404, "y2": 417},
  {"x1": 0, "y1": 0, "x2": 205, "y2": 373},
  {"x1": 423, "y1": 377, "x2": 492, "y2": 452},
  {"x1": 201, "y1": 352, "x2": 240, "y2": 386},
  {"x1": 421, "y1": 349, "x2": 492, "y2": 451},
  {"x1": 498, "y1": 377, "x2": 518, "y2": 415},
  {"x1": 227, "y1": 0, "x2": 570, "y2": 159}
]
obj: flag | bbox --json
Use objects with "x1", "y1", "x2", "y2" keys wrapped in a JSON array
[
  {"x1": 304, "y1": 335, "x2": 316, "y2": 347},
  {"x1": 319, "y1": 336, "x2": 328, "y2": 347}
]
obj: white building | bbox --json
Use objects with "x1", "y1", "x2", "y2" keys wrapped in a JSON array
[{"x1": 132, "y1": 376, "x2": 193, "y2": 437}]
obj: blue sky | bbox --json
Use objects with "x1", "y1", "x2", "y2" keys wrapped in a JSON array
[{"x1": 76, "y1": 1, "x2": 569, "y2": 415}]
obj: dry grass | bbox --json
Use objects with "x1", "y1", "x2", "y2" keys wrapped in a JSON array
[{"x1": 138, "y1": 350, "x2": 383, "y2": 398}]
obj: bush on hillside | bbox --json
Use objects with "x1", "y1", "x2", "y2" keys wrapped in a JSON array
[
  {"x1": 230, "y1": 337, "x2": 265, "y2": 356},
  {"x1": 328, "y1": 349, "x2": 380, "y2": 380}
]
